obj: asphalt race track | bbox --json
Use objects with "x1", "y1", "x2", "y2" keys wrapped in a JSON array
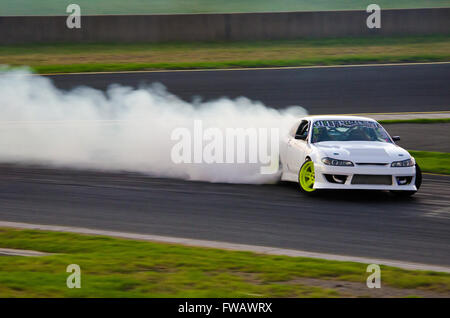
[
  {"x1": 0, "y1": 164, "x2": 449, "y2": 266},
  {"x1": 1, "y1": 63, "x2": 449, "y2": 267},
  {"x1": 47, "y1": 63, "x2": 450, "y2": 114},
  {"x1": 382, "y1": 123, "x2": 450, "y2": 153}
]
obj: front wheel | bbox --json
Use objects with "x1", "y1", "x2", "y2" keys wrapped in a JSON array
[
  {"x1": 390, "y1": 163, "x2": 422, "y2": 197},
  {"x1": 298, "y1": 159, "x2": 316, "y2": 194}
]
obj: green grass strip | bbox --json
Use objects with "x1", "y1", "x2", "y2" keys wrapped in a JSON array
[
  {"x1": 409, "y1": 150, "x2": 450, "y2": 175},
  {"x1": 30, "y1": 54, "x2": 449, "y2": 74},
  {"x1": 380, "y1": 118, "x2": 450, "y2": 124},
  {"x1": 0, "y1": 0, "x2": 449, "y2": 16},
  {"x1": 1, "y1": 35, "x2": 449, "y2": 52},
  {"x1": 0, "y1": 228, "x2": 449, "y2": 297}
]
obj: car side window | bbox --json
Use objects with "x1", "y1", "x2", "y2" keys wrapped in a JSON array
[
  {"x1": 295, "y1": 121, "x2": 306, "y2": 135},
  {"x1": 296, "y1": 120, "x2": 309, "y2": 138}
]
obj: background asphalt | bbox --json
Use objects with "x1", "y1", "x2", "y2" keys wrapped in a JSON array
[
  {"x1": 47, "y1": 63, "x2": 450, "y2": 114},
  {"x1": 382, "y1": 123, "x2": 450, "y2": 152}
]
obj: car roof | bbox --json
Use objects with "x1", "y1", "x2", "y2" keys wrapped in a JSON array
[{"x1": 301, "y1": 115, "x2": 377, "y2": 122}]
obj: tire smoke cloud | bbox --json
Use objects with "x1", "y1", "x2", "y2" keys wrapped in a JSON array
[{"x1": 0, "y1": 69, "x2": 307, "y2": 183}]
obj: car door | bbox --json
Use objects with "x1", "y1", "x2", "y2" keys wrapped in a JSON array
[{"x1": 287, "y1": 120, "x2": 310, "y2": 172}]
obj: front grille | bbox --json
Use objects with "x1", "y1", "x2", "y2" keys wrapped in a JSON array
[
  {"x1": 351, "y1": 174, "x2": 392, "y2": 185},
  {"x1": 355, "y1": 163, "x2": 388, "y2": 166}
]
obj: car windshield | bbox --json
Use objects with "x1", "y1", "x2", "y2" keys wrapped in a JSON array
[{"x1": 311, "y1": 120, "x2": 392, "y2": 143}]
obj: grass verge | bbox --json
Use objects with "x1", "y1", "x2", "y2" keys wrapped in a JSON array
[
  {"x1": 409, "y1": 150, "x2": 450, "y2": 175},
  {"x1": 380, "y1": 118, "x2": 450, "y2": 124},
  {"x1": 28, "y1": 55, "x2": 450, "y2": 74},
  {"x1": 0, "y1": 228, "x2": 449, "y2": 297},
  {"x1": 1, "y1": 0, "x2": 448, "y2": 16},
  {"x1": 1, "y1": 35, "x2": 449, "y2": 74}
]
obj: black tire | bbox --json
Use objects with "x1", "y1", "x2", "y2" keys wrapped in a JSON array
[
  {"x1": 390, "y1": 163, "x2": 422, "y2": 197},
  {"x1": 415, "y1": 163, "x2": 422, "y2": 190}
]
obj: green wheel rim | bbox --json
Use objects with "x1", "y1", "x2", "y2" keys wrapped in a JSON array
[{"x1": 299, "y1": 161, "x2": 316, "y2": 192}]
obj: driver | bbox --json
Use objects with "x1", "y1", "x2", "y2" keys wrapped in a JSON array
[
  {"x1": 347, "y1": 126, "x2": 370, "y2": 141},
  {"x1": 312, "y1": 127, "x2": 331, "y2": 143}
]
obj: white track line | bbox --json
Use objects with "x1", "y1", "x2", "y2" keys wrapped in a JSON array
[
  {"x1": 0, "y1": 248, "x2": 52, "y2": 257},
  {"x1": 1, "y1": 221, "x2": 449, "y2": 273}
]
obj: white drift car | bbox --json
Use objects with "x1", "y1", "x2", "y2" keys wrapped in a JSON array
[{"x1": 280, "y1": 116, "x2": 422, "y2": 196}]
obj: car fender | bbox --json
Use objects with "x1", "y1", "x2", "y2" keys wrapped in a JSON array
[{"x1": 306, "y1": 145, "x2": 322, "y2": 165}]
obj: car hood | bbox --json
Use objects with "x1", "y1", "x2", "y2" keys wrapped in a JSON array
[{"x1": 312, "y1": 141, "x2": 410, "y2": 163}]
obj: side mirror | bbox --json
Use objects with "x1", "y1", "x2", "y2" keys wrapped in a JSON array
[
  {"x1": 392, "y1": 136, "x2": 401, "y2": 142},
  {"x1": 295, "y1": 133, "x2": 307, "y2": 140}
]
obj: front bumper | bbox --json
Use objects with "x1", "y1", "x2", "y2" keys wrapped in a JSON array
[{"x1": 313, "y1": 162, "x2": 417, "y2": 191}]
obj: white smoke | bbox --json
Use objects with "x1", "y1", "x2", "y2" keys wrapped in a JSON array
[{"x1": 0, "y1": 69, "x2": 307, "y2": 184}]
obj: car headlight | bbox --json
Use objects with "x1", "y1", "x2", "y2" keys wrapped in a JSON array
[
  {"x1": 322, "y1": 157, "x2": 354, "y2": 166},
  {"x1": 391, "y1": 158, "x2": 414, "y2": 167}
]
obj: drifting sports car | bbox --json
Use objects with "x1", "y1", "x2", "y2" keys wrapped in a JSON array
[{"x1": 280, "y1": 116, "x2": 422, "y2": 196}]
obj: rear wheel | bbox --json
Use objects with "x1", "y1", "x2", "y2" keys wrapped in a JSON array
[
  {"x1": 299, "y1": 159, "x2": 316, "y2": 193},
  {"x1": 390, "y1": 163, "x2": 422, "y2": 197}
]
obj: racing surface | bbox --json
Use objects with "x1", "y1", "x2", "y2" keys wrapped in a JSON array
[
  {"x1": 1, "y1": 63, "x2": 449, "y2": 267},
  {"x1": 47, "y1": 63, "x2": 450, "y2": 114},
  {"x1": 0, "y1": 164, "x2": 449, "y2": 266},
  {"x1": 381, "y1": 123, "x2": 450, "y2": 152}
]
